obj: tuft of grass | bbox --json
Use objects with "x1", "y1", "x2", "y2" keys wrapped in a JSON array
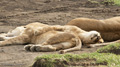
[
  {"x1": 102, "y1": 0, "x2": 120, "y2": 6},
  {"x1": 112, "y1": 0, "x2": 120, "y2": 5},
  {"x1": 33, "y1": 52, "x2": 120, "y2": 67},
  {"x1": 88, "y1": 0, "x2": 99, "y2": 3},
  {"x1": 33, "y1": 43, "x2": 120, "y2": 67},
  {"x1": 97, "y1": 43, "x2": 120, "y2": 54}
]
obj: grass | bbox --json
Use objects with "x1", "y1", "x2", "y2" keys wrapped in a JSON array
[
  {"x1": 111, "y1": 0, "x2": 120, "y2": 5},
  {"x1": 33, "y1": 43, "x2": 120, "y2": 67},
  {"x1": 97, "y1": 43, "x2": 120, "y2": 54},
  {"x1": 88, "y1": 0, "x2": 99, "y2": 3},
  {"x1": 102, "y1": 0, "x2": 120, "y2": 6},
  {"x1": 34, "y1": 53, "x2": 120, "y2": 67}
]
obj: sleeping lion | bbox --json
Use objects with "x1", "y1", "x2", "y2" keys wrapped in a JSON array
[
  {"x1": 0, "y1": 23, "x2": 103, "y2": 53},
  {"x1": 67, "y1": 17, "x2": 120, "y2": 47}
]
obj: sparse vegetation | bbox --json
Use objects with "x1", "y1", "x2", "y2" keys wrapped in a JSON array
[
  {"x1": 88, "y1": 0, "x2": 99, "y2": 3},
  {"x1": 33, "y1": 52, "x2": 120, "y2": 67},
  {"x1": 97, "y1": 43, "x2": 120, "y2": 54},
  {"x1": 33, "y1": 43, "x2": 120, "y2": 67},
  {"x1": 102, "y1": 0, "x2": 120, "y2": 6}
]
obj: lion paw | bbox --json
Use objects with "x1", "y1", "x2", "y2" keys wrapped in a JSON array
[
  {"x1": 30, "y1": 45, "x2": 38, "y2": 52},
  {"x1": 87, "y1": 45, "x2": 95, "y2": 48},
  {"x1": 24, "y1": 44, "x2": 33, "y2": 51},
  {"x1": 35, "y1": 45, "x2": 43, "y2": 52},
  {"x1": 24, "y1": 45, "x2": 43, "y2": 52}
]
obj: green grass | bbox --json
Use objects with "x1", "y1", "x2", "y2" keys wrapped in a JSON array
[
  {"x1": 97, "y1": 43, "x2": 120, "y2": 54},
  {"x1": 102, "y1": 0, "x2": 120, "y2": 6},
  {"x1": 88, "y1": 0, "x2": 99, "y2": 3},
  {"x1": 34, "y1": 52, "x2": 120, "y2": 67},
  {"x1": 111, "y1": 0, "x2": 120, "y2": 5},
  {"x1": 33, "y1": 43, "x2": 120, "y2": 67}
]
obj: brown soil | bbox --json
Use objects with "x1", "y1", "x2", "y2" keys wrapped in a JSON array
[{"x1": 0, "y1": 0, "x2": 120, "y2": 67}]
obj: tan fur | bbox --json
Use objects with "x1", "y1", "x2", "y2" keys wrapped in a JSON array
[
  {"x1": 67, "y1": 17, "x2": 120, "y2": 42},
  {"x1": 0, "y1": 24, "x2": 103, "y2": 53},
  {"x1": 0, "y1": 26, "x2": 26, "y2": 41},
  {"x1": 0, "y1": 22, "x2": 48, "y2": 41},
  {"x1": 67, "y1": 17, "x2": 120, "y2": 47}
]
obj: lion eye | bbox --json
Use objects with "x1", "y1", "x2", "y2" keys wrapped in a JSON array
[
  {"x1": 94, "y1": 34, "x2": 98, "y2": 37},
  {"x1": 91, "y1": 34, "x2": 98, "y2": 40}
]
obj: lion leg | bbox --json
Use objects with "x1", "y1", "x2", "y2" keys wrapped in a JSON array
[
  {"x1": 59, "y1": 45, "x2": 81, "y2": 54},
  {"x1": 59, "y1": 38, "x2": 82, "y2": 54},
  {"x1": 24, "y1": 32, "x2": 80, "y2": 52},
  {"x1": 24, "y1": 37, "x2": 77, "y2": 52},
  {"x1": 0, "y1": 34, "x2": 29, "y2": 47},
  {"x1": 0, "y1": 33, "x2": 8, "y2": 41},
  {"x1": 0, "y1": 36, "x2": 17, "y2": 41},
  {"x1": 25, "y1": 37, "x2": 81, "y2": 53},
  {"x1": 88, "y1": 40, "x2": 120, "y2": 47},
  {"x1": 33, "y1": 41, "x2": 76, "y2": 52},
  {"x1": 24, "y1": 41, "x2": 75, "y2": 52}
]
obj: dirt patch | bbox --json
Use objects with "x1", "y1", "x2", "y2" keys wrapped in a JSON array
[{"x1": 0, "y1": 0, "x2": 120, "y2": 67}]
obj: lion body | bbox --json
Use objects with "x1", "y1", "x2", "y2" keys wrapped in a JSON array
[
  {"x1": 67, "y1": 17, "x2": 120, "y2": 41},
  {"x1": 0, "y1": 23, "x2": 103, "y2": 53}
]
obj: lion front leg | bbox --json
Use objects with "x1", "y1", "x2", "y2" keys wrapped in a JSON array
[
  {"x1": 59, "y1": 46, "x2": 81, "y2": 54},
  {"x1": 59, "y1": 38, "x2": 82, "y2": 54},
  {"x1": 88, "y1": 40, "x2": 120, "y2": 48},
  {"x1": 0, "y1": 34, "x2": 29, "y2": 47}
]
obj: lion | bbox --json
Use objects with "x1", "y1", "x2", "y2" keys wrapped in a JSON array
[
  {"x1": 66, "y1": 17, "x2": 120, "y2": 47},
  {"x1": 0, "y1": 24, "x2": 103, "y2": 53}
]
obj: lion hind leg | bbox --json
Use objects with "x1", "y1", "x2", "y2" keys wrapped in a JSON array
[
  {"x1": 24, "y1": 40, "x2": 75, "y2": 52},
  {"x1": 0, "y1": 34, "x2": 18, "y2": 41},
  {"x1": 24, "y1": 44, "x2": 34, "y2": 51},
  {"x1": 59, "y1": 38, "x2": 82, "y2": 54},
  {"x1": 0, "y1": 34, "x2": 29, "y2": 47},
  {"x1": 24, "y1": 44, "x2": 56, "y2": 52}
]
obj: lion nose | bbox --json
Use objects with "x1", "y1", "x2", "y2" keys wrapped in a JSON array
[
  {"x1": 95, "y1": 36, "x2": 104, "y2": 43},
  {"x1": 98, "y1": 38, "x2": 104, "y2": 43},
  {"x1": 97, "y1": 36, "x2": 100, "y2": 39}
]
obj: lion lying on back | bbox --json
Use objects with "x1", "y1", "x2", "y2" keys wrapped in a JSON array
[
  {"x1": 67, "y1": 17, "x2": 120, "y2": 47},
  {"x1": 0, "y1": 22, "x2": 103, "y2": 53}
]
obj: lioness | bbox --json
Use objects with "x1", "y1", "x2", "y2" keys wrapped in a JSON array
[
  {"x1": 0, "y1": 23, "x2": 103, "y2": 53},
  {"x1": 67, "y1": 17, "x2": 120, "y2": 47}
]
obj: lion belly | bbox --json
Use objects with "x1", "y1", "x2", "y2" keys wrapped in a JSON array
[
  {"x1": 101, "y1": 32, "x2": 120, "y2": 41},
  {"x1": 30, "y1": 31, "x2": 61, "y2": 44}
]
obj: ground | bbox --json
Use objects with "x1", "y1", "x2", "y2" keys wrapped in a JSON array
[{"x1": 0, "y1": 0, "x2": 120, "y2": 67}]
